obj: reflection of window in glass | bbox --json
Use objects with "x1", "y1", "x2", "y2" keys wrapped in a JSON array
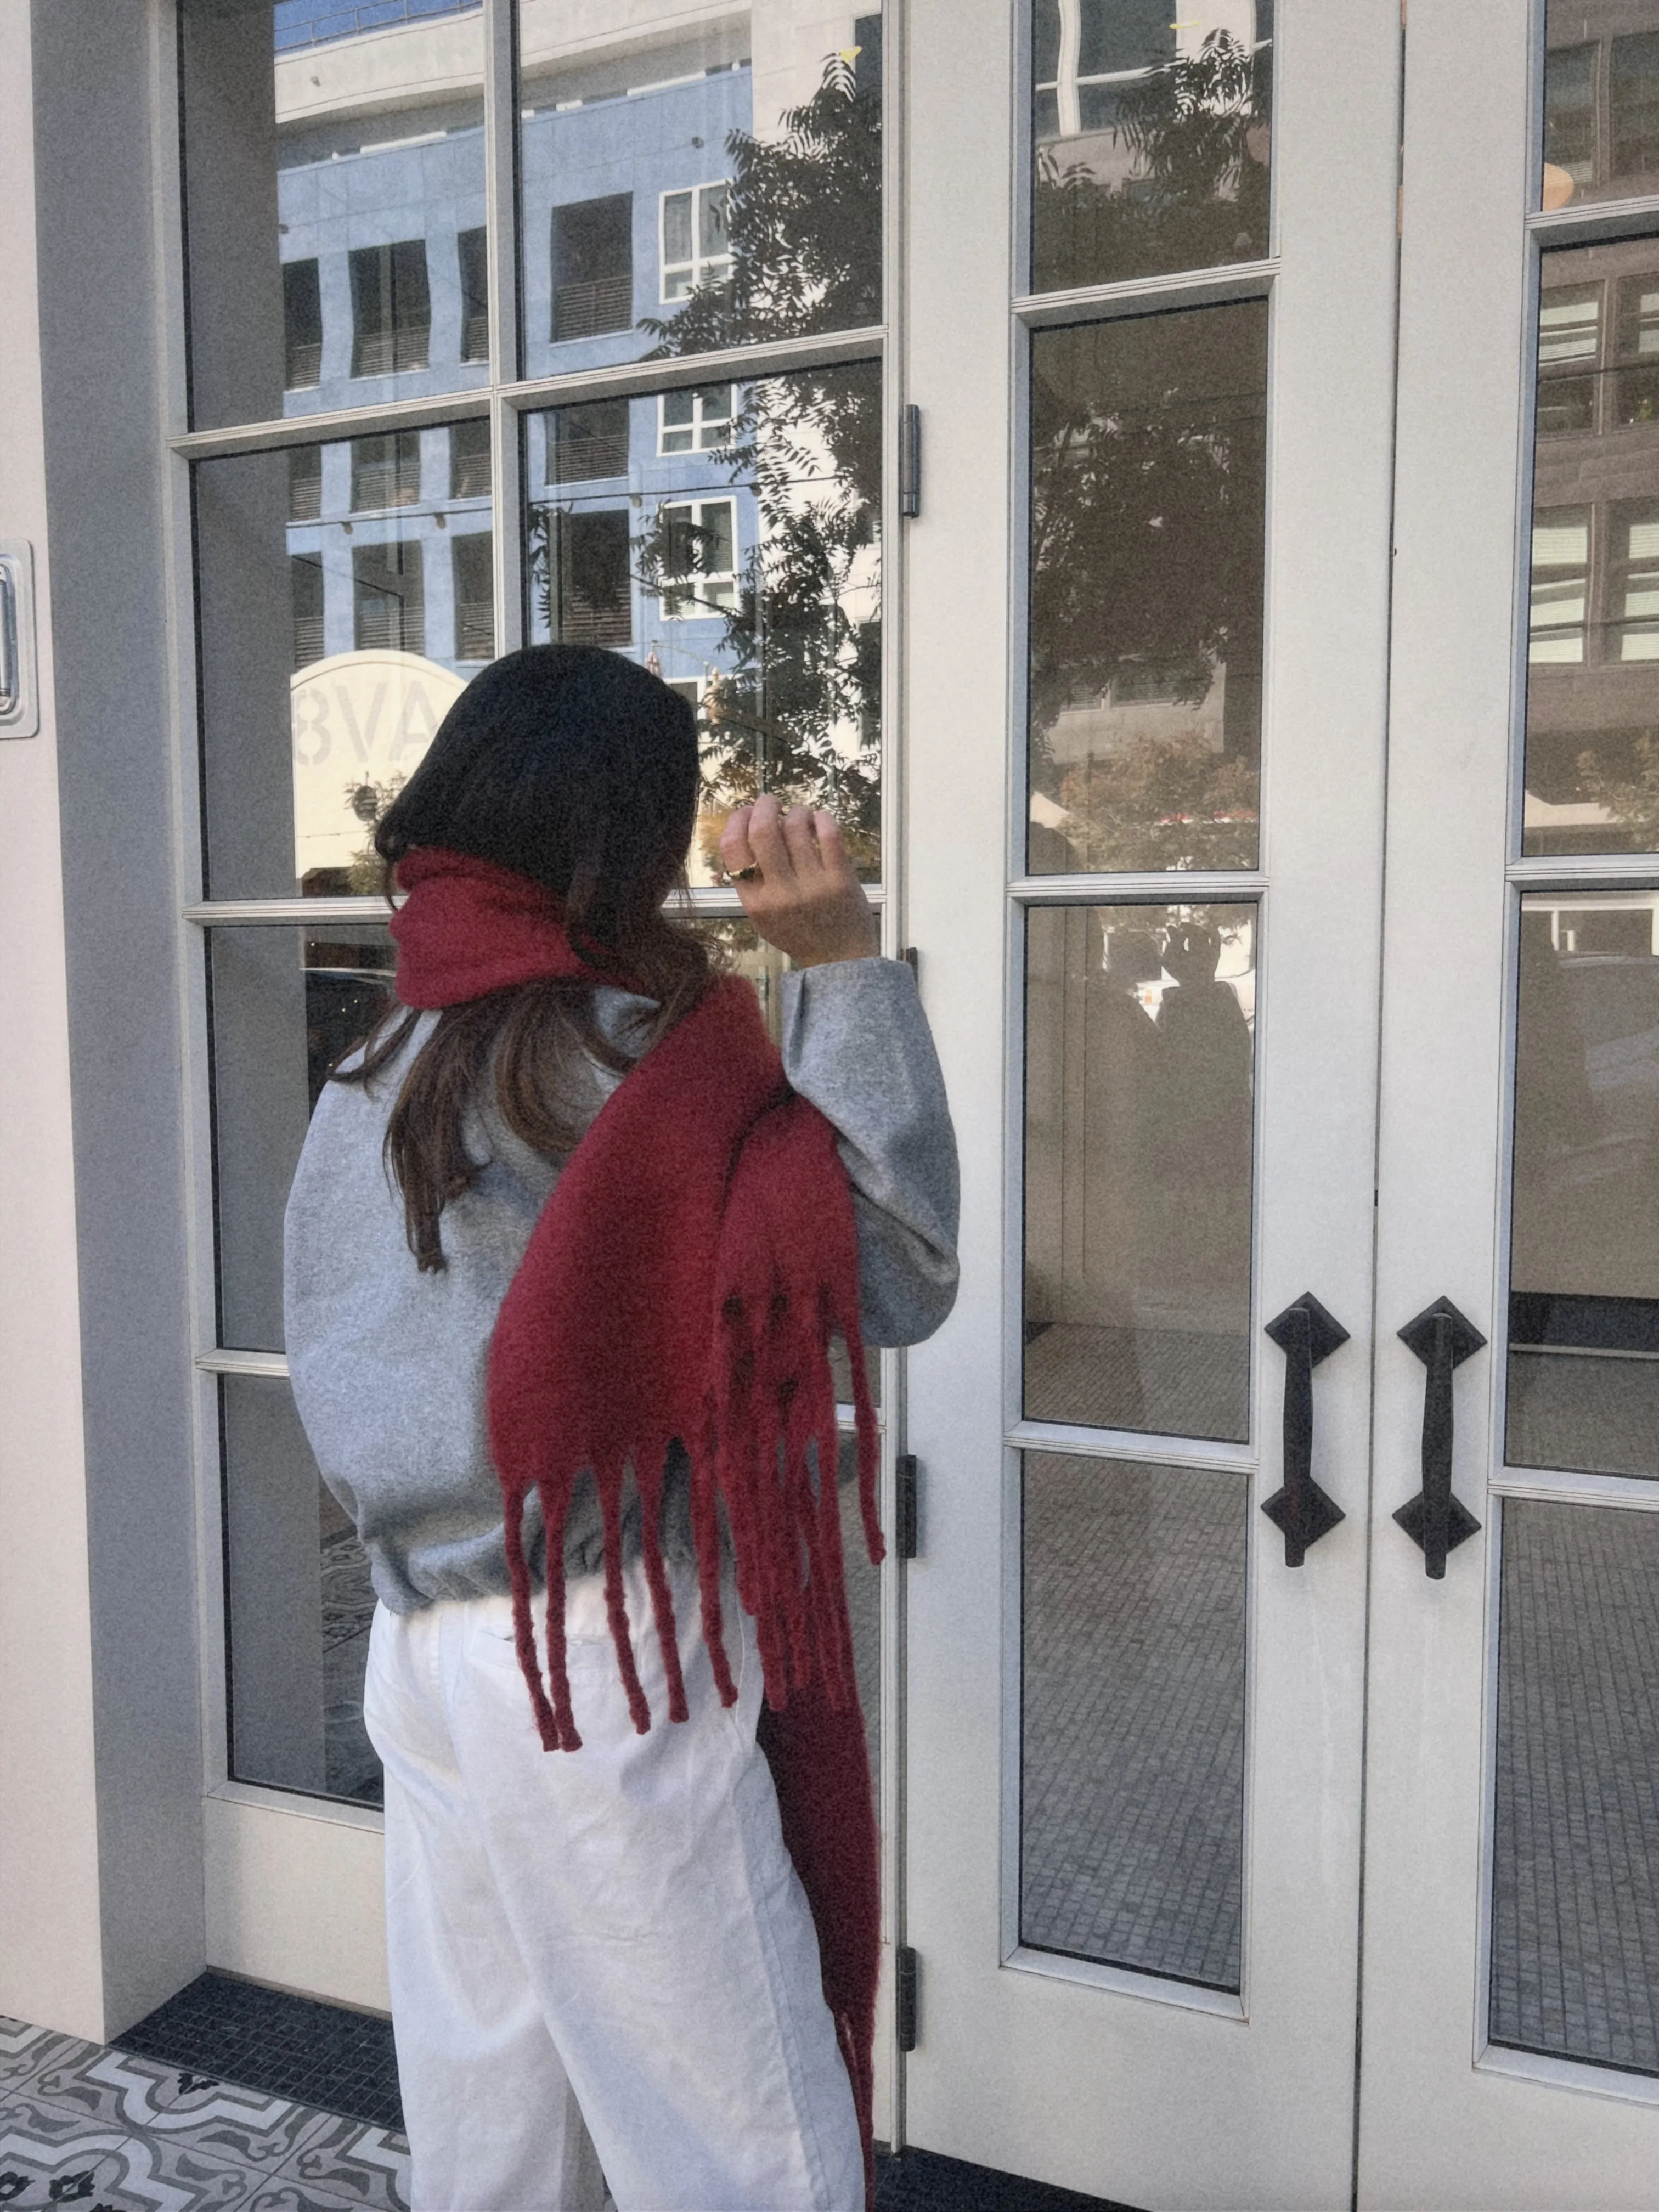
[
  {"x1": 664, "y1": 675, "x2": 703, "y2": 717},
  {"x1": 458, "y1": 226, "x2": 489, "y2": 364},
  {"x1": 1611, "y1": 31, "x2": 1659, "y2": 182},
  {"x1": 1616, "y1": 274, "x2": 1659, "y2": 424},
  {"x1": 544, "y1": 510, "x2": 632, "y2": 647},
  {"x1": 351, "y1": 432, "x2": 422, "y2": 512},
  {"x1": 661, "y1": 183, "x2": 731, "y2": 302},
  {"x1": 549, "y1": 400, "x2": 630, "y2": 483},
  {"x1": 660, "y1": 385, "x2": 734, "y2": 454},
  {"x1": 551, "y1": 195, "x2": 633, "y2": 341},
  {"x1": 291, "y1": 554, "x2": 325, "y2": 672},
  {"x1": 1544, "y1": 41, "x2": 1597, "y2": 189},
  {"x1": 1530, "y1": 510, "x2": 1591, "y2": 664},
  {"x1": 524, "y1": 363, "x2": 881, "y2": 881},
  {"x1": 283, "y1": 258, "x2": 322, "y2": 390},
  {"x1": 853, "y1": 11, "x2": 883, "y2": 97},
  {"x1": 452, "y1": 532, "x2": 494, "y2": 664},
  {"x1": 1538, "y1": 283, "x2": 1600, "y2": 435},
  {"x1": 1612, "y1": 505, "x2": 1659, "y2": 660},
  {"x1": 1033, "y1": 0, "x2": 1176, "y2": 139},
  {"x1": 353, "y1": 541, "x2": 425, "y2": 654},
  {"x1": 350, "y1": 242, "x2": 432, "y2": 378},
  {"x1": 449, "y1": 417, "x2": 491, "y2": 500},
  {"x1": 287, "y1": 443, "x2": 322, "y2": 522},
  {"x1": 658, "y1": 498, "x2": 737, "y2": 616},
  {"x1": 1030, "y1": 1, "x2": 1271, "y2": 290}
]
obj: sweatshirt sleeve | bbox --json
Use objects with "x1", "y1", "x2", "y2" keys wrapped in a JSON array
[{"x1": 779, "y1": 956, "x2": 960, "y2": 1346}]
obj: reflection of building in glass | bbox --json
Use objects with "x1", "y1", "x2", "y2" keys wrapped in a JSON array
[
  {"x1": 1527, "y1": 236, "x2": 1659, "y2": 853},
  {"x1": 1545, "y1": 3, "x2": 1659, "y2": 208},
  {"x1": 275, "y1": 2, "x2": 877, "y2": 686}
]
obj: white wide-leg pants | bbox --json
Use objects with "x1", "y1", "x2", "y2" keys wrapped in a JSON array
[{"x1": 361, "y1": 1556, "x2": 865, "y2": 2212}]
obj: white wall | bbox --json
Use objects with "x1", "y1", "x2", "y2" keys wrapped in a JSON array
[
  {"x1": 0, "y1": 0, "x2": 107, "y2": 2044},
  {"x1": 0, "y1": 0, "x2": 209, "y2": 2042}
]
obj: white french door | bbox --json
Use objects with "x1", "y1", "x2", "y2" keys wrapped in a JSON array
[
  {"x1": 1361, "y1": 2, "x2": 1659, "y2": 2203},
  {"x1": 902, "y1": 1, "x2": 1659, "y2": 2207},
  {"x1": 902, "y1": 3, "x2": 1399, "y2": 2203}
]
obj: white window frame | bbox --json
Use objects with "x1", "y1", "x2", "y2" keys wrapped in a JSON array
[
  {"x1": 658, "y1": 382, "x2": 735, "y2": 454},
  {"x1": 659, "y1": 180, "x2": 732, "y2": 303},
  {"x1": 656, "y1": 494, "x2": 738, "y2": 617}
]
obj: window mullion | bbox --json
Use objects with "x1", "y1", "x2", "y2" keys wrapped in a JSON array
[
  {"x1": 482, "y1": 0, "x2": 521, "y2": 386},
  {"x1": 494, "y1": 391, "x2": 525, "y2": 658}
]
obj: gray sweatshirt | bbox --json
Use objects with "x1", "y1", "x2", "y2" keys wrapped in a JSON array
[{"x1": 283, "y1": 957, "x2": 959, "y2": 1613}]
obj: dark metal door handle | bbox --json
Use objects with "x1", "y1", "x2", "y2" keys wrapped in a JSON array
[
  {"x1": 1393, "y1": 1297, "x2": 1485, "y2": 1578},
  {"x1": 1262, "y1": 1295, "x2": 1348, "y2": 1566}
]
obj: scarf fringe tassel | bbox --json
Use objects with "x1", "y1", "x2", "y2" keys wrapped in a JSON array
[{"x1": 502, "y1": 1286, "x2": 883, "y2": 1757}]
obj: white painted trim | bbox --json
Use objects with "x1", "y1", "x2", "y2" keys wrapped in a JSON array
[
  {"x1": 1002, "y1": 1946, "x2": 1248, "y2": 2021},
  {"x1": 1014, "y1": 261, "x2": 1279, "y2": 328},
  {"x1": 1477, "y1": 2041, "x2": 1659, "y2": 2109},
  {"x1": 171, "y1": 326, "x2": 886, "y2": 459}
]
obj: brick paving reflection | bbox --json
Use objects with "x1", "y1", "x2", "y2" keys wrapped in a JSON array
[
  {"x1": 1020, "y1": 1455, "x2": 1246, "y2": 1991},
  {"x1": 1491, "y1": 1497, "x2": 1659, "y2": 2075}
]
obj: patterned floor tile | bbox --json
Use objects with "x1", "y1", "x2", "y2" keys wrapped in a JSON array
[
  {"x1": 21, "y1": 2052, "x2": 324, "y2": 2175},
  {"x1": 0, "y1": 2021, "x2": 98, "y2": 2103},
  {"x1": 0, "y1": 2118, "x2": 256, "y2": 2212},
  {"x1": 275, "y1": 2120, "x2": 407, "y2": 2212},
  {"x1": 231, "y1": 2183, "x2": 381, "y2": 2212}
]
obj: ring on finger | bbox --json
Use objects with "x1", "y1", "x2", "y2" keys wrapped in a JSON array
[{"x1": 730, "y1": 865, "x2": 760, "y2": 882}]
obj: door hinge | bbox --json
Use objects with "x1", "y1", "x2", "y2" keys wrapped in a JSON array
[
  {"x1": 899, "y1": 403, "x2": 922, "y2": 517},
  {"x1": 895, "y1": 1944, "x2": 919, "y2": 2051},
  {"x1": 894, "y1": 1453, "x2": 919, "y2": 1560}
]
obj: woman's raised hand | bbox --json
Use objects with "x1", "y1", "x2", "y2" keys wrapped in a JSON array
[{"x1": 719, "y1": 795, "x2": 881, "y2": 969}]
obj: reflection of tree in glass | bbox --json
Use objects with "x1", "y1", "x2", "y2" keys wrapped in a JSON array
[
  {"x1": 1573, "y1": 735, "x2": 1659, "y2": 851},
  {"x1": 641, "y1": 58, "x2": 883, "y2": 867},
  {"x1": 1029, "y1": 307, "x2": 1266, "y2": 872},
  {"x1": 342, "y1": 772, "x2": 406, "y2": 894},
  {"x1": 1054, "y1": 737, "x2": 1259, "y2": 872},
  {"x1": 1033, "y1": 32, "x2": 1271, "y2": 294}
]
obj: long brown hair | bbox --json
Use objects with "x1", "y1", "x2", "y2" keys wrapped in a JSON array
[{"x1": 336, "y1": 644, "x2": 714, "y2": 1271}]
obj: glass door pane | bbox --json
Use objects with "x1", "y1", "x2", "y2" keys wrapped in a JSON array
[
  {"x1": 1022, "y1": 1452, "x2": 1247, "y2": 1989},
  {"x1": 516, "y1": 0, "x2": 882, "y2": 375},
  {"x1": 1030, "y1": 1, "x2": 1273, "y2": 290},
  {"x1": 1028, "y1": 304, "x2": 1268, "y2": 874},
  {"x1": 1490, "y1": 1496, "x2": 1659, "y2": 2076},
  {"x1": 1024, "y1": 902, "x2": 1256, "y2": 1440},
  {"x1": 180, "y1": 0, "x2": 488, "y2": 430}
]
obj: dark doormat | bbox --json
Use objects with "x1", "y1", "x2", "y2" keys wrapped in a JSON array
[
  {"x1": 876, "y1": 2147, "x2": 1138, "y2": 2210},
  {"x1": 115, "y1": 1970, "x2": 404, "y2": 2132},
  {"x1": 115, "y1": 1972, "x2": 1139, "y2": 2209}
]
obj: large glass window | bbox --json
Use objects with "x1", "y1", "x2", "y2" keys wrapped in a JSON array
[{"x1": 180, "y1": 2, "x2": 889, "y2": 1809}]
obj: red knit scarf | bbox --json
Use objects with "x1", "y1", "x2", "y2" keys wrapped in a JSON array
[{"x1": 390, "y1": 847, "x2": 882, "y2": 2199}]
